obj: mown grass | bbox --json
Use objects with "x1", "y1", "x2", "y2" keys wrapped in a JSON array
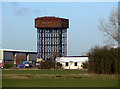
[
  {"x1": 2, "y1": 70, "x2": 88, "y2": 74},
  {"x1": 2, "y1": 78, "x2": 118, "y2": 87},
  {"x1": 2, "y1": 70, "x2": 118, "y2": 87},
  {"x1": 2, "y1": 74, "x2": 118, "y2": 80}
]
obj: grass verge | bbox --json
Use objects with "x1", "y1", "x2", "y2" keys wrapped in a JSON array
[{"x1": 2, "y1": 70, "x2": 118, "y2": 87}]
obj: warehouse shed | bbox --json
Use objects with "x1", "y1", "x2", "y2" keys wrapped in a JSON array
[
  {"x1": 0, "y1": 49, "x2": 37, "y2": 65},
  {"x1": 56, "y1": 56, "x2": 88, "y2": 69}
]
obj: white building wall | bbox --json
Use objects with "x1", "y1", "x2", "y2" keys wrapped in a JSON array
[
  {"x1": 60, "y1": 62, "x2": 83, "y2": 69},
  {"x1": 56, "y1": 56, "x2": 88, "y2": 69}
]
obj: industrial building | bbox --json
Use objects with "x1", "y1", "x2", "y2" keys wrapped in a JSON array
[
  {"x1": 0, "y1": 49, "x2": 37, "y2": 65},
  {"x1": 56, "y1": 56, "x2": 88, "y2": 69},
  {"x1": 35, "y1": 17, "x2": 69, "y2": 60}
]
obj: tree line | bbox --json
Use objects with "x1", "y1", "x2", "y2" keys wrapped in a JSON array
[{"x1": 88, "y1": 46, "x2": 119, "y2": 74}]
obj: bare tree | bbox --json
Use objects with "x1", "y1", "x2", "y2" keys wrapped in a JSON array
[{"x1": 98, "y1": 8, "x2": 118, "y2": 46}]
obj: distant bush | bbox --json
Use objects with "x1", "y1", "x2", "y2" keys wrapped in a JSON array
[
  {"x1": 38, "y1": 60, "x2": 62, "y2": 70},
  {"x1": 55, "y1": 62, "x2": 62, "y2": 69},
  {"x1": 82, "y1": 61, "x2": 88, "y2": 69},
  {"x1": 4, "y1": 63, "x2": 13, "y2": 69},
  {"x1": 88, "y1": 46, "x2": 119, "y2": 74}
]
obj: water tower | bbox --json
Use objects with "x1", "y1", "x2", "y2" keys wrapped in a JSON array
[{"x1": 35, "y1": 16, "x2": 69, "y2": 60}]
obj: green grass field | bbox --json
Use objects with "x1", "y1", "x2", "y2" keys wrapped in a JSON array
[
  {"x1": 2, "y1": 70, "x2": 118, "y2": 87},
  {"x1": 2, "y1": 70, "x2": 88, "y2": 74}
]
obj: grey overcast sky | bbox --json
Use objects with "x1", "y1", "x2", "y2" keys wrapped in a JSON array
[{"x1": 2, "y1": 2, "x2": 117, "y2": 56}]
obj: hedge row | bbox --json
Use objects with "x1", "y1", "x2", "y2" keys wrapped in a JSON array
[
  {"x1": 88, "y1": 46, "x2": 119, "y2": 74},
  {"x1": 38, "y1": 60, "x2": 62, "y2": 69}
]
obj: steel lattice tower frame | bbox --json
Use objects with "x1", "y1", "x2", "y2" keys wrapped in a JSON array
[{"x1": 35, "y1": 17, "x2": 69, "y2": 60}]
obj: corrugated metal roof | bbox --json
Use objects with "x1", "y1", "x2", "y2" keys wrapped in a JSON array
[
  {"x1": 0, "y1": 49, "x2": 37, "y2": 53},
  {"x1": 64, "y1": 56, "x2": 88, "y2": 57},
  {"x1": 56, "y1": 56, "x2": 88, "y2": 62}
]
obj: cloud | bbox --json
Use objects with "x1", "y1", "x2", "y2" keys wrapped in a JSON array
[
  {"x1": 33, "y1": 8, "x2": 41, "y2": 14},
  {"x1": 12, "y1": 2, "x2": 18, "y2": 6},
  {"x1": 11, "y1": 2, "x2": 30, "y2": 16},
  {"x1": 11, "y1": 2, "x2": 45, "y2": 16},
  {"x1": 15, "y1": 8, "x2": 29, "y2": 16}
]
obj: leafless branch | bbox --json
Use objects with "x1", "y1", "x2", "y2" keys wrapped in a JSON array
[{"x1": 98, "y1": 8, "x2": 118, "y2": 46}]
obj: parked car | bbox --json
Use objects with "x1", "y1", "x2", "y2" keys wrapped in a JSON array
[
  {"x1": 28, "y1": 63, "x2": 33, "y2": 67},
  {"x1": 16, "y1": 61, "x2": 33, "y2": 68},
  {"x1": 19, "y1": 64, "x2": 25, "y2": 67},
  {"x1": 17, "y1": 64, "x2": 24, "y2": 68},
  {"x1": 0, "y1": 63, "x2": 4, "y2": 69},
  {"x1": 36, "y1": 62, "x2": 40, "y2": 67},
  {"x1": 24, "y1": 63, "x2": 30, "y2": 68}
]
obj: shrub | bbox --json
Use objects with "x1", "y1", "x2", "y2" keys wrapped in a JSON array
[
  {"x1": 4, "y1": 63, "x2": 13, "y2": 69},
  {"x1": 55, "y1": 62, "x2": 62, "y2": 69},
  {"x1": 38, "y1": 60, "x2": 62, "y2": 70},
  {"x1": 82, "y1": 61, "x2": 88, "y2": 69},
  {"x1": 88, "y1": 46, "x2": 119, "y2": 74}
]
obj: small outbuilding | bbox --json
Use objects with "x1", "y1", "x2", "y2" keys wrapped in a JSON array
[
  {"x1": 56, "y1": 56, "x2": 88, "y2": 69},
  {"x1": 0, "y1": 49, "x2": 37, "y2": 65}
]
